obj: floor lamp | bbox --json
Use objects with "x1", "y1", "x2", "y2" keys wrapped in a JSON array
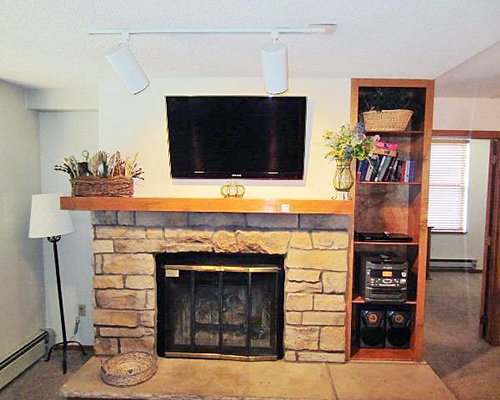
[{"x1": 29, "y1": 193, "x2": 86, "y2": 374}]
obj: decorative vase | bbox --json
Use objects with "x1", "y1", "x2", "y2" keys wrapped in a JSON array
[{"x1": 333, "y1": 158, "x2": 354, "y2": 199}]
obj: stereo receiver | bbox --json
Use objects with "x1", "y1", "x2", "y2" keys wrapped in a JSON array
[{"x1": 359, "y1": 253, "x2": 408, "y2": 303}]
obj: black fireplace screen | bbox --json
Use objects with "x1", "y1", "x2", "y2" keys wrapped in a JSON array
[{"x1": 156, "y1": 253, "x2": 284, "y2": 361}]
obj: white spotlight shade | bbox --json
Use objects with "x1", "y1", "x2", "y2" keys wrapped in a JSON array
[
  {"x1": 29, "y1": 193, "x2": 74, "y2": 239},
  {"x1": 106, "y1": 42, "x2": 150, "y2": 95},
  {"x1": 261, "y1": 41, "x2": 288, "y2": 95}
]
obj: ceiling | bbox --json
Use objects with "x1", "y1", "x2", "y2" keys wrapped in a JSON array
[{"x1": 1, "y1": 1, "x2": 499, "y2": 98}]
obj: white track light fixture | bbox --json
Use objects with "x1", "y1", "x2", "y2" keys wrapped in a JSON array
[
  {"x1": 106, "y1": 39, "x2": 150, "y2": 95},
  {"x1": 261, "y1": 34, "x2": 288, "y2": 95},
  {"x1": 91, "y1": 25, "x2": 335, "y2": 95}
]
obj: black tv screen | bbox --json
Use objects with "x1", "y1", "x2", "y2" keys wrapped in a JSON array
[{"x1": 166, "y1": 96, "x2": 306, "y2": 179}]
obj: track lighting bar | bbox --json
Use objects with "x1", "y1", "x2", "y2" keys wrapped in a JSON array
[{"x1": 88, "y1": 24, "x2": 336, "y2": 37}]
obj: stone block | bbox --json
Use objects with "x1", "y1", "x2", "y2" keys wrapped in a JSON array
[
  {"x1": 165, "y1": 229, "x2": 213, "y2": 244},
  {"x1": 164, "y1": 243, "x2": 213, "y2": 253},
  {"x1": 297, "y1": 351, "x2": 345, "y2": 363},
  {"x1": 93, "y1": 275, "x2": 124, "y2": 289},
  {"x1": 92, "y1": 240, "x2": 114, "y2": 254},
  {"x1": 188, "y1": 213, "x2": 246, "y2": 228},
  {"x1": 94, "y1": 254, "x2": 103, "y2": 274},
  {"x1": 93, "y1": 310, "x2": 139, "y2": 327},
  {"x1": 140, "y1": 311, "x2": 155, "y2": 328},
  {"x1": 94, "y1": 338, "x2": 119, "y2": 355},
  {"x1": 313, "y1": 294, "x2": 345, "y2": 311},
  {"x1": 120, "y1": 336, "x2": 155, "y2": 354},
  {"x1": 289, "y1": 232, "x2": 313, "y2": 249},
  {"x1": 320, "y1": 326, "x2": 346, "y2": 351},
  {"x1": 286, "y1": 293, "x2": 313, "y2": 311},
  {"x1": 125, "y1": 275, "x2": 155, "y2": 289},
  {"x1": 212, "y1": 231, "x2": 239, "y2": 253},
  {"x1": 95, "y1": 289, "x2": 147, "y2": 310},
  {"x1": 102, "y1": 254, "x2": 155, "y2": 275},
  {"x1": 145, "y1": 289, "x2": 156, "y2": 310},
  {"x1": 95, "y1": 226, "x2": 146, "y2": 239},
  {"x1": 283, "y1": 351, "x2": 297, "y2": 362},
  {"x1": 284, "y1": 326, "x2": 319, "y2": 351},
  {"x1": 285, "y1": 281, "x2": 322, "y2": 293},
  {"x1": 236, "y1": 231, "x2": 289, "y2": 254},
  {"x1": 286, "y1": 312, "x2": 302, "y2": 325},
  {"x1": 91, "y1": 211, "x2": 117, "y2": 226},
  {"x1": 136, "y1": 212, "x2": 188, "y2": 227},
  {"x1": 302, "y1": 312, "x2": 346, "y2": 326},
  {"x1": 322, "y1": 272, "x2": 347, "y2": 294},
  {"x1": 114, "y1": 239, "x2": 166, "y2": 253},
  {"x1": 99, "y1": 327, "x2": 154, "y2": 338},
  {"x1": 246, "y1": 214, "x2": 298, "y2": 229},
  {"x1": 117, "y1": 211, "x2": 135, "y2": 226},
  {"x1": 287, "y1": 269, "x2": 321, "y2": 283},
  {"x1": 299, "y1": 215, "x2": 349, "y2": 230},
  {"x1": 146, "y1": 228, "x2": 164, "y2": 239},
  {"x1": 312, "y1": 231, "x2": 349, "y2": 249},
  {"x1": 286, "y1": 249, "x2": 347, "y2": 271}
]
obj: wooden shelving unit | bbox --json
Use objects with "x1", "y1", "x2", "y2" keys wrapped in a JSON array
[{"x1": 346, "y1": 78, "x2": 434, "y2": 362}]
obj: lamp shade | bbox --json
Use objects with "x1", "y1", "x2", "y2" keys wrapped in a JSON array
[
  {"x1": 261, "y1": 41, "x2": 288, "y2": 95},
  {"x1": 29, "y1": 193, "x2": 74, "y2": 238},
  {"x1": 106, "y1": 42, "x2": 150, "y2": 95}
]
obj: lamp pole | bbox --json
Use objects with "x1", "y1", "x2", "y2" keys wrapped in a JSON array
[{"x1": 45, "y1": 235, "x2": 86, "y2": 374}]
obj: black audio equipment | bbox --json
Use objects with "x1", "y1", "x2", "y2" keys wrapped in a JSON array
[
  {"x1": 356, "y1": 231, "x2": 412, "y2": 242},
  {"x1": 359, "y1": 309, "x2": 386, "y2": 348},
  {"x1": 386, "y1": 310, "x2": 412, "y2": 348},
  {"x1": 359, "y1": 253, "x2": 409, "y2": 303}
]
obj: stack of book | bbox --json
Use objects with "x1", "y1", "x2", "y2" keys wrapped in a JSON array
[{"x1": 357, "y1": 142, "x2": 416, "y2": 183}]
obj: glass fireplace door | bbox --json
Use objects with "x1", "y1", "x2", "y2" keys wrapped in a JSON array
[{"x1": 158, "y1": 261, "x2": 283, "y2": 361}]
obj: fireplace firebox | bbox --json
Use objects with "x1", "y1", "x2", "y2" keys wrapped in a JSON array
[{"x1": 156, "y1": 253, "x2": 284, "y2": 361}]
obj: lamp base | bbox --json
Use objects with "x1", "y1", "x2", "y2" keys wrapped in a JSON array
[{"x1": 45, "y1": 340, "x2": 86, "y2": 374}]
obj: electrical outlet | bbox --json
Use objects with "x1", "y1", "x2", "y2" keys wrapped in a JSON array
[{"x1": 78, "y1": 304, "x2": 86, "y2": 317}]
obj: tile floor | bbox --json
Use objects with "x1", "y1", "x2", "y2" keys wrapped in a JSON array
[{"x1": 61, "y1": 357, "x2": 456, "y2": 400}]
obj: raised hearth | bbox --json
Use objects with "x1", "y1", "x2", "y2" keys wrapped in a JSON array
[{"x1": 91, "y1": 211, "x2": 349, "y2": 363}]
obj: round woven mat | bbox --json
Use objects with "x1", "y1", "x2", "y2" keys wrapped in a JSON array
[{"x1": 100, "y1": 352, "x2": 157, "y2": 387}]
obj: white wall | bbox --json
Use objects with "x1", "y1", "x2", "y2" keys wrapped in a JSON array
[
  {"x1": 434, "y1": 97, "x2": 500, "y2": 130},
  {"x1": 0, "y1": 81, "x2": 43, "y2": 358},
  {"x1": 430, "y1": 139, "x2": 490, "y2": 269},
  {"x1": 99, "y1": 77, "x2": 351, "y2": 199},
  {"x1": 39, "y1": 111, "x2": 98, "y2": 345}
]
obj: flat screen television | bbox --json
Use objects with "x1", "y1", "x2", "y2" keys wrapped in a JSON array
[{"x1": 166, "y1": 96, "x2": 307, "y2": 179}]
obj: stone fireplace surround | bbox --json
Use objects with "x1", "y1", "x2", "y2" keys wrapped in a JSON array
[{"x1": 91, "y1": 211, "x2": 349, "y2": 363}]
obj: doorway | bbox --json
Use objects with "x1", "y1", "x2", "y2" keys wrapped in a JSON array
[
  {"x1": 423, "y1": 133, "x2": 500, "y2": 399},
  {"x1": 424, "y1": 138, "x2": 491, "y2": 375}
]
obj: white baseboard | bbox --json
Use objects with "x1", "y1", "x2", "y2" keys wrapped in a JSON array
[
  {"x1": 429, "y1": 258, "x2": 478, "y2": 271},
  {"x1": 0, "y1": 331, "x2": 47, "y2": 390}
]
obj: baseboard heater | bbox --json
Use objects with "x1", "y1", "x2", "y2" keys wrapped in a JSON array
[
  {"x1": 0, "y1": 330, "x2": 48, "y2": 390},
  {"x1": 429, "y1": 258, "x2": 478, "y2": 272}
]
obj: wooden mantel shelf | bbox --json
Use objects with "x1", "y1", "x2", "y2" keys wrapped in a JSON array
[{"x1": 60, "y1": 197, "x2": 353, "y2": 215}]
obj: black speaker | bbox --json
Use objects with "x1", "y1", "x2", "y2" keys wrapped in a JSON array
[
  {"x1": 385, "y1": 310, "x2": 412, "y2": 348},
  {"x1": 359, "y1": 310, "x2": 385, "y2": 348}
]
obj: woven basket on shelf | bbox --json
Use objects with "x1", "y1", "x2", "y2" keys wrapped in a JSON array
[
  {"x1": 70, "y1": 176, "x2": 133, "y2": 197},
  {"x1": 100, "y1": 352, "x2": 157, "y2": 387},
  {"x1": 362, "y1": 109, "x2": 413, "y2": 132}
]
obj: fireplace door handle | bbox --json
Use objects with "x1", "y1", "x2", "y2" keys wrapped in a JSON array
[{"x1": 164, "y1": 265, "x2": 280, "y2": 273}]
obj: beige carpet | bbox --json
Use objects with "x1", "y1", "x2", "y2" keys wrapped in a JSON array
[
  {"x1": 424, "y1": 271, "x2": 500, "y2": 400},
  {"x1": 0, "y1": 350, "x2": 92, "y2": 400}
]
